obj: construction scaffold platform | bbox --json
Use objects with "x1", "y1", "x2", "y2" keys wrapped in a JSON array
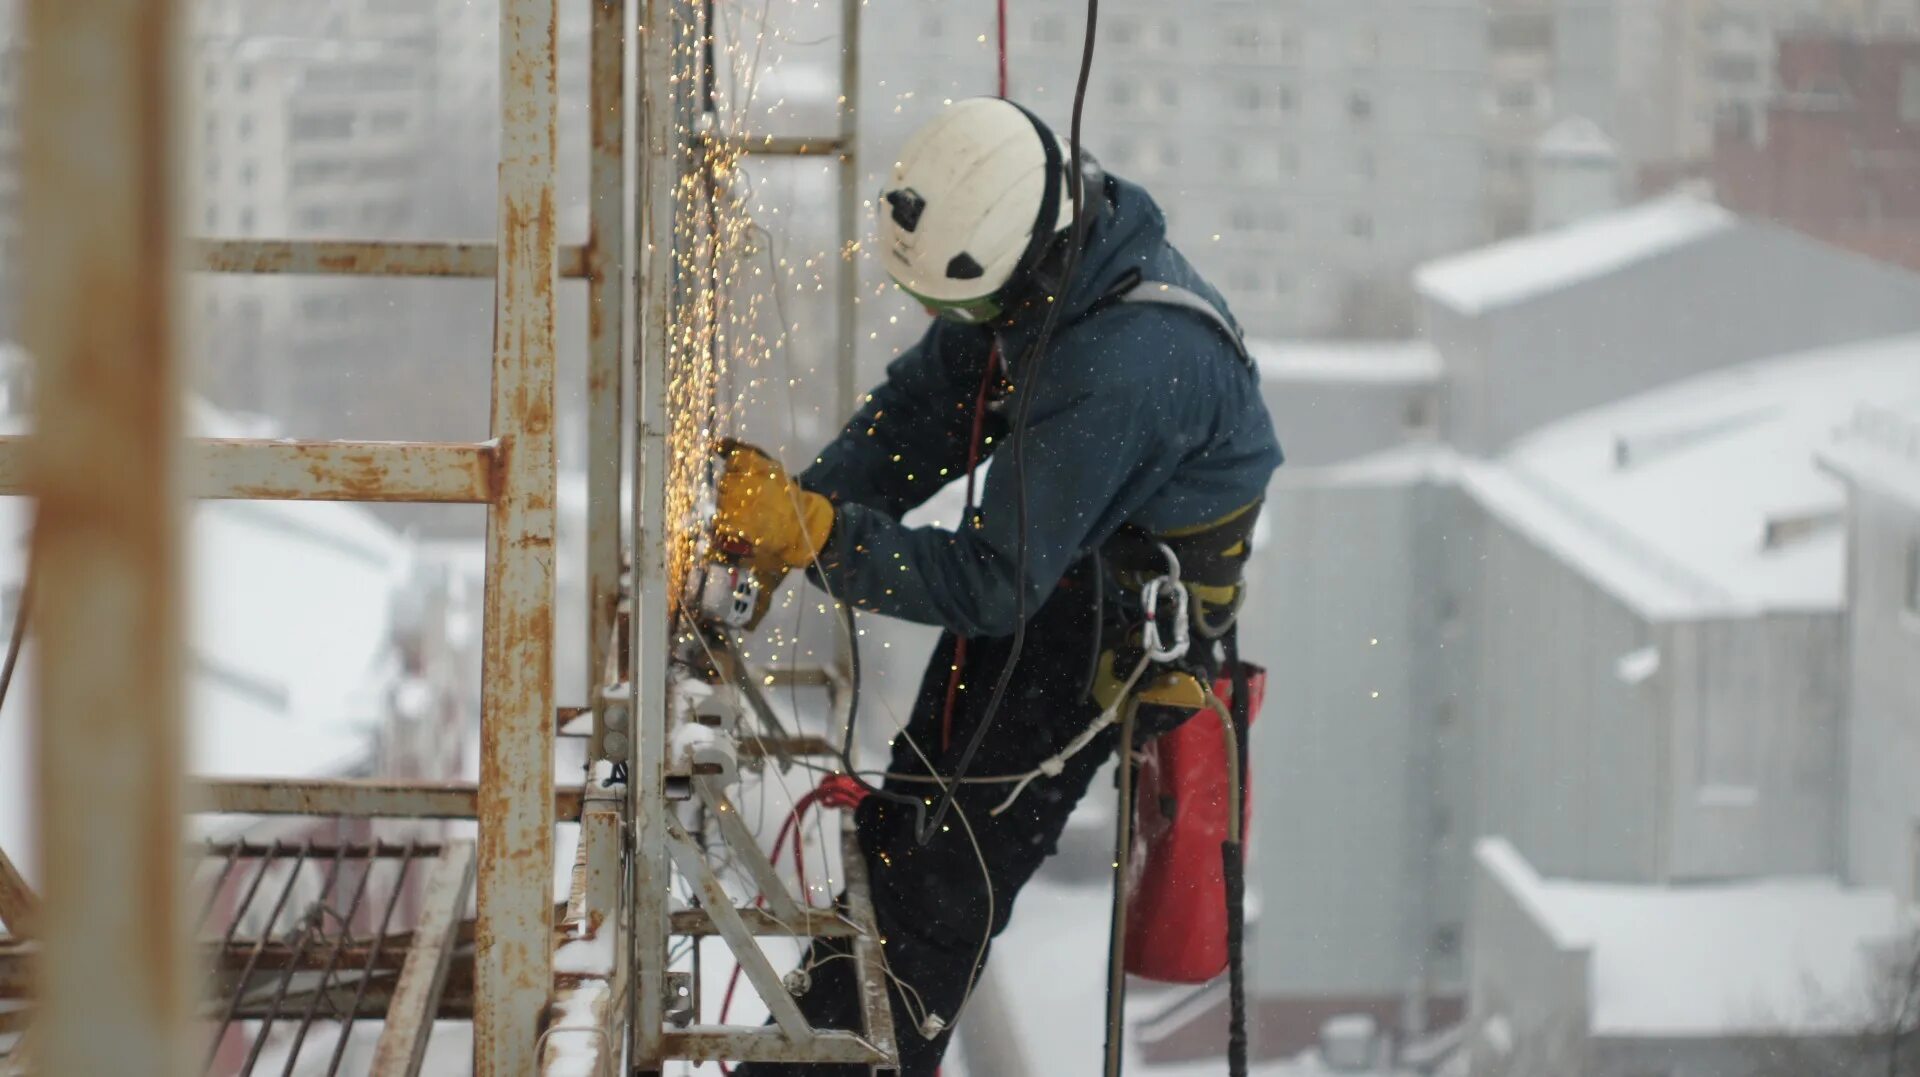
[{"x1": 0, "y1": 0, "x2": 890, "y2": 1073}]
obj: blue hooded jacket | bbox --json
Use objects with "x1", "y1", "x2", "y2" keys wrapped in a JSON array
[{"x1": 800, "y1": 174, "x2": 1283, "y2": 637}]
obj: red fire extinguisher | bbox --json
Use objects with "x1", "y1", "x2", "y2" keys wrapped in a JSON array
[{"x1": 1123, "y1": 663, "x2": 1265, "y2": 983}]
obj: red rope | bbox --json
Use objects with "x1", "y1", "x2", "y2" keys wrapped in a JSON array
[
  {"x1": 996, "y1": 0, "x2": 1010, "y2": 96},
  {"x1": 715, "y1": 776, "x2": 872, "y2": 1072},
  {"x1": 941, "y1": 348, "x2": 1003, "y2": 752}
]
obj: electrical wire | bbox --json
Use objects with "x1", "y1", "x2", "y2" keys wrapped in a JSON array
[{"x1": 915, "y1": 0, "x2": 1102, "y2": 846}]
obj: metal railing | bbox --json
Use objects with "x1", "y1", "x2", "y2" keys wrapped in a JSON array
[{"x1": 5, "y1": 0, "x2": 880, "y2": 1070}]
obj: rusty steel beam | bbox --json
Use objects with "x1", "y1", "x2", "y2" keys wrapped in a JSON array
[
  {"x1": 705, "y1": 132, "x2": 845, "y2": 157},
  {"x1": 585, "y1": 0, "x2": 632, "y2": 767},
  {"x1": 629, "y1": 0, "x2": 684, "y2": 1057},
  {"x1": 834, "y1": 0, "x2": 862, "y2": 420},
  {"x1": 542, "y1": 798, "x2": 625, "y2": 1076},
  {"x1": 662, "y1": 1029, "x2": 888, "y2": 1066},
  {"x1": 667, "y1": 907, "x2": 859, "y2": 939},
  {"x1": 843, "y1": 816, "x2": 900, "y2": 1069},
  {"x1": 474, "y1": 0, "x2": 560, "y2": 1068},
  {"x1": 370, "y1": 842, "x2": 476, "y2": 1077},
  {"x1": 190, "y1": 239, "x2": 590, "y2": 279},
  {"x1": 0, "y1": 844, "x2": 34, "y2": 939},
  {"x1": 188, "y1": 439, "x2": 494, "y2": 502},
  {"x1": 195, "y1": 777, "x2": 585, "y2": 821},
  {"x1": 0, "y1": 437, "x2": 492, "y2": 503},
  {"x1": 22, "y1": 0, "x2": 191, "y2": 1072}
]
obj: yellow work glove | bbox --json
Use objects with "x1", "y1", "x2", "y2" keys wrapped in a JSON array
[{"x1": 713, "y1": 439, "x2": 835, "y2": 571}]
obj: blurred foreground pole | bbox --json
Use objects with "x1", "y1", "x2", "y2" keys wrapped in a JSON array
[{"x1": 22, "y1": 0, "x2": 191, "y2": 1074}]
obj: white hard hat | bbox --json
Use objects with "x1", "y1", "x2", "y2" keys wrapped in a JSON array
[{"x1": 877, "y1": 98, "x2": 1077, "y2": 322}]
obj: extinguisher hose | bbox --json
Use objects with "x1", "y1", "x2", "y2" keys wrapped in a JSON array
[
  {"x1": 1103, "y1": 696, "x2": 1141, "y2": 1077},
  {"x1": 1223, "y1": 629, "x2": 1252, "y2": 1077}
]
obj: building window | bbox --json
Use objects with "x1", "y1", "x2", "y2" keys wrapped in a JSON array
[
  {"x1": 298, "y1": 206, "x2": 339, "y2": 231},
  {"x1": 1229, "y1": 269, "x2": 1260, "y2": 294},
  {"x1": 238, "y1": 116, "x2": 253, "y2": 140},
  {"x1": 204, "y1": 207, "x2": 217, "y2": 232},
  {"x1": 1281, "y1": 145, "x2": 1300, "y2": 176},
  {"x1": 1109, "y1": 81, "x2": 1136, "y2": 108},
  {"x1": 1278, "y1": 86, "x2": 1296, "y2": 113},
  {"x1": 921, "y1": 15, "x2": 941, "y2": 39},
  {"x1": 1495, "y1": 82, "x2": 1537, "y2": 111},
  {"x1": 369, "y1": 110, "x2": 407, "y2": 135},
  {"x1": 238, "y1": 70, "x2": 253, "y2": 92},
  {"x1": 1158, "y1": 21, "x2": 1179, "y2": 47},
  {"x1": 1109, "y1": 20, "x2": 1137, "y2": 47},
  {"x1": 1231, "y1": 84, "x2": 1262, "y2": 113},
  {"x1": 1906, "y1": 539, "x2": 1920, "y2": 619},
  {"x1": 1157, "y1": 142, "x2": 1179, "y2": 168},
  {"x1": 1279, "y1": 28, "x2": 1302, "y2": 60},
  {"x1": 1353, "y1": 26, "x2": 1380, "y2": 64},
  {"x1": 238, "y1": 208, "x2": 255, "y2": 233},
  {"x1": 291, "y1": 111, "x2": 354, "y2": 141},
  {"x1": 1032, "y1": 17, "x2": 1064, "y2": 44},
  {"x1": 1227, "y1": 25, "x2": 1260, "y2": 57},
  {"x1": 1902, "y1": 64, "x2": 1920, "y2": 125},
  {"x1": 239, "y1": 162, "x2": 256, "y2": 187},
  {"x1": 1273, "y1": 272, "x2": 1290, "y2": 295},
  {"x1": 1157, "y1": 81, "x2": 1178, "y2": 109},
  {"x1": 1348, "y1": 91, "x2": 1373, "y2": 121},
  {"x1": 1349, "y1": 212, "x2": 1373, "y2": 239},
  {"x1": 1355, "y1": 149, "x2": 1375, "y2": 180}
]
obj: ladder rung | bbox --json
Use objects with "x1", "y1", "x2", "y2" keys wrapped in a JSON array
[
  {"x1": 711, "y1": 133, "x2": 847, "y2": 157},
  {"x1": 0, "y1": 437, "x2": 495, "y2": 503},
  {"x1": 195, "y1": 777, "x2": 587, "y2": 821},
  {"x1": 191, "y1": 238, "x2": 591, "y2": 279}
]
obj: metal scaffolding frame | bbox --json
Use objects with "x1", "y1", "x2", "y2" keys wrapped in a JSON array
[{"x1": 1, "y1": 0, "x2": 882, "y2": 1070}]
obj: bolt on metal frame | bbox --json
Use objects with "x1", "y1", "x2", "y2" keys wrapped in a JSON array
[{"x1": 5, "y1": 0, "x2": 877, "y2": 1070}]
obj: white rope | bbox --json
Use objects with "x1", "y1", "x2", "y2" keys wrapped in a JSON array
[{"x1": 987, "y1": 650, "x2": 1153, "y2": 817}]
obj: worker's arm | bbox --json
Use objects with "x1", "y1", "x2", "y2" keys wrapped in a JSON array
[
  {"x1": 799, "y1": 319, "x2": 994, "y2": 518},
  {"x1": 806, "y1": 324, "x2": 1164, "y2": 637}
]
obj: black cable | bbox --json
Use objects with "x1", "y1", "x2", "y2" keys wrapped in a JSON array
[
  {"x1": 835, "y1": 598, "x2": 932, "y2": 823},
  {"x1": 915, "y1": 0, "x2": 1101, "y2": 846},
  {"x1": 1224, "y1": 628, "x2": 1251, "y2": 1077}
]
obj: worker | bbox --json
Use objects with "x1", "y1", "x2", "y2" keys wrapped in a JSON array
[{"x1": 719, "y1": 97, "x2": 1282, "y2": 1075}]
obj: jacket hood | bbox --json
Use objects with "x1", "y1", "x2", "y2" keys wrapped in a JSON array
[{"x1": 997, "y1": 174, "x2": 1226, "y2": 361}]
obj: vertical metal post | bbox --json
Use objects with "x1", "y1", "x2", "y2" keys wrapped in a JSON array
[
  {"x1": 476, "y1": 0, "x2": 559, "y2": 1070},
  {"x1": 630, "y1": 0, "x2": 680, "y2": 1064},
  {"x1": 22, "y1": 1, "x2": 190, "y2": 1073},
  {"x1": 587, "y1": 0, "x2": 633, "y2": 765},
  {"x1": 835, "y1": 0, "x2": 862, "y2": 422}
]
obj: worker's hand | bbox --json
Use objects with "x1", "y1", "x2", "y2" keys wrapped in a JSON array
[{"x1": 713, "y1": 439, "x2": 835, "y2": 572}]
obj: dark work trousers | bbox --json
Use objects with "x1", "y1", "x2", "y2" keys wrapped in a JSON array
[{"x1": 737, "y1": 565, "x2": 1152, "y2": 1076}]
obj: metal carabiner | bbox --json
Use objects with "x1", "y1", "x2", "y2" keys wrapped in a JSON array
[{"x1": 1139, "y1": 541, "x2": 1190, "y2": 663}]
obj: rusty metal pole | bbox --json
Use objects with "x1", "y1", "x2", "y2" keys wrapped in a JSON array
[
  {"x1": 586, "y1": 0, "x2": 633, "y2": 766},
  {"x1": 629, "y1": 0, "x2": 685, "y2": 1064},
  {"x1": 835, "y1": 0, "x2": 862, "y2": 423},
  {"x1": 475, "y1": 0, "x2": 559, "y2": 1069},
  {"x1": 21, "y1": 0, "x2": 191, "y2": 1073}
]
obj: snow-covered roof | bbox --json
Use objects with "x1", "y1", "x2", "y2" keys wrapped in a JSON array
[
  {"x1": 1479, "y1": 839, "x2": 1911, "y2": 1037},
  {"x1": 1460, "y1": 334, "x2": 1920, "y2": 618},
  {"x1": 1534, "y1": 116, "x2": 1617, "y2": 162},
  {"x1": 1819, "y1": 400, "x2": 1920, "y2": 510},
  {"x1": 1248, "y1": 339, "x2": 1442, "y2": 386},
  {"x1": 1414, "y1": 194, "x2": 1735, "y2": 315}
]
